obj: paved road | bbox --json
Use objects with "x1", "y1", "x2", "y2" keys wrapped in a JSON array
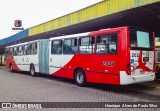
[{"x1": 0, "y1": 67, "x2": 160, "y2": 111}]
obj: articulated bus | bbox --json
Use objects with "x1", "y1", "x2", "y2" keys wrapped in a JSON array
[{"x1": 5, "y1": 26, "x2": 155, "y2": 86}]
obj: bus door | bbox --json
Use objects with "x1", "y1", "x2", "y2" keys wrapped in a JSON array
[
  {"x1": 95, "y1": 33, "x2": 120, "y2": 77},
  {"x1": 78, "y1": 36, "x2": 97, "y2": 73},
  {"x1": 49, "y1": 39, "x2": 76, "y2": 77}
]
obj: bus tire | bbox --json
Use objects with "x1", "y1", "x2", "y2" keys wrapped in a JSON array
[
  {"x1": 30, "y1": 64, "x2": 36, "y2": 77},
  {"x1": 74, "y1": 69, "x2": 86, "y2": 87}
]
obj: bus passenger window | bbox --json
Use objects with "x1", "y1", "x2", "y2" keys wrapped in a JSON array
[
  {"x1": 79, "y1": 36, "x2": 95, "y2": 54},
  {"x1": 30, "y1": 43, "x2": 37, "y2": 55},
  {"x1": 63, "y1": 38, "x2": 77, "y2": 54},
  {"x1": 18, "y1": 46, "x2": 23, "y2": 56},
  {"x1": 10, "y1": 48, "x2": 13, "y2": 55},
  {"x1": 21, "y1": 45, "x2": 25, "y2": 55},
  {"x1": 13, "y1": 47, "x2": 18, "y2": 56},
  {"x1": 24, "y1": 44, "x2": 29, "y2": 55},
  {"x1": 18, "y1": 46, "x2": 20, "y2": 56},
  {"x1": 51, "y1": 40, "x2": 62, "y2": 54},
  {"x1": 96, "y1": 33, "x2": 117, "y2": 54}
]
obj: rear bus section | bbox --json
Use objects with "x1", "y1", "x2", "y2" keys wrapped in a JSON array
[{"x1": 120, "y1": 27, "x2": 155, "y2": 85}]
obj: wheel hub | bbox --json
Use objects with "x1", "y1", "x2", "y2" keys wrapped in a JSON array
[{"x1": 77, "y1": 72, "x2": 84, "y2": 83}]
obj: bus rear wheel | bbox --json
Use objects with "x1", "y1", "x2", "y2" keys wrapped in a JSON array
[{"x1": 74, "y1": 69, "x2": 86, "y2": 87}]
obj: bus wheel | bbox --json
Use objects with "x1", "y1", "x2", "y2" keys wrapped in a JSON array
[
  {"x1": 74, "y1": 69, "x2": 86, "y2": 87},
  {"x1": 30, "y1": 65, "x2": 36, "y2": 77}
]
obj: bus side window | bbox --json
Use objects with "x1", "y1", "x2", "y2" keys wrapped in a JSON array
[
  {"x1": 96, "y1": 33, "x2": 118, "y2": 54},
  {"x1": 71, "y1": 38, "x2": 77, "y2": 54},
  {"x1": 79, "y1": 36, "x2": 95, "y2": 54},
  {"x1": 17, "y1": 46, "x2": 20, "y2": 56},
  {"x1": 24, "y1": 44, "x2": 29, "y2": 55},
  {"x1": 22, "y1": 45, "x2": 25, "y2": 55},
  {"x1": 18, "y1": 46, "x2": 23, "y2": 56},
  {"x1": 51, "y1": 40, "x2": 62, "y2": 54},
  {"x1": 63, "y1": 38, "x2": 77, "y2": 54},
  {"x1": 10, "y1": 48, "x2": 13, "y2": 55},
  {"x1": 13, "y1": 47, "x2": 17, "y2": 56},
  {"x1": 30, "y1": 43, "x2": 37, "y2": 55},
  {"x1": 33, "y1": 43, "x2": 37, "y2": 55}
]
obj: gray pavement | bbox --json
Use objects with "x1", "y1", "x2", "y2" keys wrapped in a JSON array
[{"x1": 0, "y1": 67, "x2": 160, "y2": 111}]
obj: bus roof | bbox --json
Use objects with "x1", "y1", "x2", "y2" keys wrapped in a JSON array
[
  {"x1": 6, "y1": 39, "x2": 40, "y2": 48},
  {"x1": 49, "y1": 26, "x2": 129, "y2": 40},
  {"x1": 50, "y1": 32, "x2": 90, "y2": 40}
]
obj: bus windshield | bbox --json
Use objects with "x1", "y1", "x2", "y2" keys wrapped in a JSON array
[{"x1": 130, "y1": 28, "x2": 153, "y2": 50}]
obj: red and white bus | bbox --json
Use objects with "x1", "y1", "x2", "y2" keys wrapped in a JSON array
[{"x1": 5, "y1": 26, "x2": 155, "y2": 86}]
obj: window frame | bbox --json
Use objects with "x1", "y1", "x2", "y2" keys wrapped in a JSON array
[
  {"x1": 78, "y1": 36, "x2": 95, "y2": 54},
  {"x1": 96, "y1": 32, "x2": 118, "y2": 55},
  {"x1": 10, "y1": 47, "x2": 13, "y2": 55},
  {"x1": 13, "y1": 46, "x2": 18, "y2": 56},
  {"x1": 24, "y1": 44, "x2": 30, "y2": 55},
  {"x1": 63, "y1": 38, "x2": 77, "y2": 55},
  {"x1": 51, "y1": 39, "x2": 63, "y2": 55},
  {"x1": 18, "y1": 45, "x2": 23, "y2": 56},
  {"x1": 30, "y1": 42, "x2": 38, "y2": 55}
]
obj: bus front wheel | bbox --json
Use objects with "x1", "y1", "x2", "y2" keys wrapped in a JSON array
[{"x1": 74, "y1": 69, "x2": 86, "y2": 87}]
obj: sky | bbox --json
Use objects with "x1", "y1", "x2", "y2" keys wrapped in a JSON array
[{"x1": 0, "y1": 0, "x2": 103, "y2": 40}]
